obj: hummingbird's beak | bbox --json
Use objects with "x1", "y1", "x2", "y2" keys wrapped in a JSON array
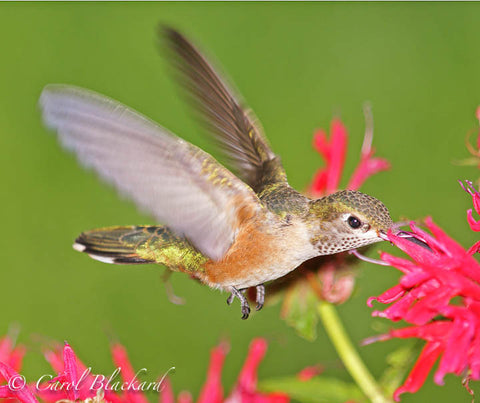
[
  {"x1": 377, "y1": 229, "x2": 389, "y2": 241},
  {"x1": 395, "y1": 230, "x2": 432, "y2": 251},
  {"x1": 379, "y1": 225, "x2": 433, "y2": 251},
  {"x1": 376, "y1": 223, "x2": 433, "y2": 250}
]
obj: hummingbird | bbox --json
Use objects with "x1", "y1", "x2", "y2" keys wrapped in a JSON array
[{"x1": 39, "y1": 28, "x2": 393, "y2": 319}]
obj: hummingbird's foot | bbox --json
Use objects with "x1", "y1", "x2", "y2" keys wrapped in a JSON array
[
  {"x1": 255, "y1": 284, "x2": 265, "y2": 311},
  {"x1": 227, "y1": 287, "x2": 251, "y2": 319},
  {"x1": 161, "y1": 269, "x2": 186, "y2": 305},
  {"x1": 226, "y1": 292, "x2": 235, "y2": 305}
]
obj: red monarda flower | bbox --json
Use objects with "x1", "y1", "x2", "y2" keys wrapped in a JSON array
[
  {"x1": 366, "y1": 182, "x2": 480, "y2": 400},
  {"x1": 0, "y1": 337, "x2": 289, "y2": 403}
]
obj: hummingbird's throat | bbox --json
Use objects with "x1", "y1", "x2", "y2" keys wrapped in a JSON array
[
  {"x1": 312, "y1": 223, "x2": 383, "y2": 256},
  {"x1": 316, "y1": 235, "x2": 383, "y2": 255}
]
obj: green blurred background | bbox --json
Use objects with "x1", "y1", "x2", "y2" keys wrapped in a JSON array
[{"x1": 1, "y1": 2, "x2": 480, "y2": 402}]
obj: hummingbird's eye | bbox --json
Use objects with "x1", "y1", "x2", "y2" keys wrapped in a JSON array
[{"x1": 347, "y1": 215, "x2": 362, "y2": 229}]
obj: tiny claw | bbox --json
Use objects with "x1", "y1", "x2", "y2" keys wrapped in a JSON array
[
  {"x1": 228, "y1": 286, "x2": 251, "y2": 319},
  {"x1": 241, "y1": 305, "x2": 251, "y2": 320},
  {"x1": 255, "y1": 284, "x2": 265, "y2": 311}
]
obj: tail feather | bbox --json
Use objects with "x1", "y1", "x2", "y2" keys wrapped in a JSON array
[
  {"x1": 74, "y1": 226, "x2": 156, "y2": 265},
  {"x1": 73, "y1": 225, "x2": 206, "y2": 273}
]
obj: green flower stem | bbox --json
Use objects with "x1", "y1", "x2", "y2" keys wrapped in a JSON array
[{"x1": 317, "y1": 301, "x2": 391, "y2": 403}]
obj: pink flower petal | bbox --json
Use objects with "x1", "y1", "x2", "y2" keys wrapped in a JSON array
[
  {"x1": 62, "y1": 342, "x2": 79, "y2": 401},
  {"x1": 236, "y1": 338, "x2": 268, "y2": 393},
  {"x1": 326, "y1": 120, "x2": 348, "y2": 194},
  {"x1": 467, "y1": 209, "x2": 480, "y2": 231},
  {"x1": 467, "y1": 239, "x2": 480, "y2": 255},
  {"x1": 393, "y1": 342, "x2": 443, "y2": 401},
  {"x1": 399, "y1": 271, "x2": 431, "y2": 288},
  {"x1": 380, "y1": 252, "x2": 419, "y2": 274},
  {"x1": 309, "y1": 169, "x2": 328, "y2": 196},
  {"x1": 347, "y1": 153, "x2": 390, "y2": 190},
  {"x1": 424, "y1": 218, "x2": 472, "y2": 258},
  {"x1": 0, "y1": 337, "x2": 13, "y2": 364},
  {"x1": 43, "y1": 347, "x2": 63, "y2": 373},
  {"x1": 158, "y1": 377, "x2": 175, "y2": 403},
  {"x1": 111, "y1": 342, "x2": 149, "y2": 403},
  {"x1": 309, "y1": 120, "x2": 347, "y2": 197},
  {"x1": 367, "y1": 284, "x2": 406, "y2": 307},
  {"x1": 197, "y1": 342, "x2": 228, "y2": 403},
  {"x1": 227, "y1": 338, "x2": 290, "y2": 403},
  {"x1": 434, "y1": 309, "x2": 475, "y2": 384}
]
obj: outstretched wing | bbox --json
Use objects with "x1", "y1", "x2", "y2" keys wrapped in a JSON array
[
  {"x1": 163, "y1": 27, "x2": 287, "y2": 191},
  {"x1": 40, "y1": 85, "x2": 263, "y2": 261}
]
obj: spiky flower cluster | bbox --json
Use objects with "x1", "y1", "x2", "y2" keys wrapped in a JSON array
[
  {"x1": 365, "y1": 178, "x2": 480, "y2": 400},
  {"x1": 0, "y1": 335, "x2": 289, "y2": 403}
]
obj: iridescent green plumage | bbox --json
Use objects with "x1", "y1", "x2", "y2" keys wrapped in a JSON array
[{"x1": 75, "y1": 226, "x2": 207, "y2": 273}]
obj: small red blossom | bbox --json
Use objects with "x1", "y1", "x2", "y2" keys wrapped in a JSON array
[
  {"x1": 160, "y1": 338, "x2": 289, "y2": 403},
  {"x1": 296, "y1": 365, "x2": 324, "y2": 381},
  {"x1": 309, "y1": 111, "x2": 389, "y2": 198},
  {"x1": 366, "y1": 183, "x2": 480, "y2": 400}
]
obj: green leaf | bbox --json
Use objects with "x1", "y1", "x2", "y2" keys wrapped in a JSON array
[
  {"x1": 259, "y1": 376, "x2": 365, "y2": 403},
  {"x1": 282, "y1": 280, "x2": 319, "y2": 341}
]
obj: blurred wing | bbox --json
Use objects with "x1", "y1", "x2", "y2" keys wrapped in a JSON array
[
  {"x1": 163, "y1": 27, "x2": 286, "y2": 190},
  {"x1": 40, "y1": 84, "x2": 262, "y2": 261}
]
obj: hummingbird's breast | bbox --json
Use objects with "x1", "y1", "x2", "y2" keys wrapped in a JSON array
[{"x1": 199, "y1": 214, "x2": 318, "y2": 290}]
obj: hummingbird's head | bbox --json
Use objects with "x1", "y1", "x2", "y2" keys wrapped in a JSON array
[{"x1": 307, "y1": 190, "x2": 393, "y2": 255}]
